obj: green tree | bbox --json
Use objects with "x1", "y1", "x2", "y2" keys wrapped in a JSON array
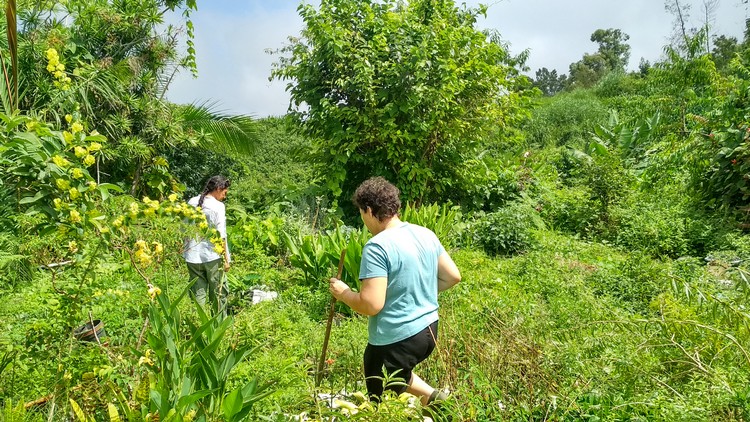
[
  {"x1": 567, "y1": 29, "x2": 630, "y2": 89},
  {"x1": 271, "y1": 0, "x2": 534, "y2": 204},
  {"x1": 533, "y1": 67, "x2": 567, "y2": 96},
  {"x1": 2, "y1": 0, "x2": 258, "y2": 197},
  {"x1": 590, "y1": 28, "x2": 631, "y2": 71},
  {"x1": 711, "y1": 34, "x2": 739, "y2": 72},
  {"x1": 568, "y1": 53, "x2": 608, "y2": 89}
]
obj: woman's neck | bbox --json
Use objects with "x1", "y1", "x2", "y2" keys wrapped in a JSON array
[{"x1": 376, "y1": 216, "x2": 402, "y2": 234}]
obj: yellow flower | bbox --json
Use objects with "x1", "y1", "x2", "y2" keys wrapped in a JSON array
[
  {"x1": 68, "y1": 187, "x2": 80, "y2": 200},
  {"x1": 135, "y1": 239, "x2": 148, "y2": 250},
  {"x1": 112, "y1": 216, "x2": 124, "y2": 228},
  {"x1": 87, "y1": 142, "x2": 102, "y2": 152},
  {"x1": 53, "y1": 70, "x2": 64, "y2": 79},
  {"x1": 83, "y1": 154, "x2": 95, "y2": 167},
  {"x1": 46, "y1": 63, "x2": 56, "y2": 72},
  {"x1": 71, "y1": 168, "x2": 83, "y2": 179},
  {"x1": 71, "y1": 122, "x2": 84, "y2": 134},
  {"x1": 46, "y1": 48, "x2": 59, "y2": 60},
  {"x1": 63, "y1": 131, "x2": 74, "y2": 143},
  {"x1": 56, "y1": 179, "x2": 70, "y2": 190},
  {"x1": 129, "y1": 202, "x2": 139, "y2": 217},
  {"x1": 138, "y1": 349, "x2": 154, "y2": 366},
  {"x1": 65, "y1": 114, "x2": 73, "y2": 123},
  {"x1": 152, "y1": 242, "x2": 163, "y2": 255},
  {"x1": 53, "y1": 198, "x2": 62, "y2": 210},
  {"x1": 56, "y1": 63, "x2": 65, "y2": 72},
  {"x1": 68, "y1": 241, "x2": 78, "y2": 253},
  {"x1": 168, "y1": 193, "x2": 178, "y2": 202},
  {"x1": 88, "y1": 181, "x2": 97, "y2": 189},
  {"x1": 211, "y1": 237, "x2": 224, "y2": 254},
  {"x1": 69, "y1": 209, "x2": 81, "y2": 223},
  {"x1": 52, "y1": 155, "x2": 69, "y2": 168},
  {"x1": 184, "y1": 409, "x2": 197, "y2": 422},
  {"x1": 199, "y1": 221, "x2": 208, "y2": 230},
  {"x1": 74, "y1": 146, "x2": 87, "y2": 158},
  {"x1": 147, "y1": 285, "x2": 161, "y2": 299},
  {"x1": 135, "y1": 249, "x2": 152, "y2": 267}
]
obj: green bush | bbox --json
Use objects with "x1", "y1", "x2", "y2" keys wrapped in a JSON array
[
  {"x1": 610, "y1": 201, "x2": 691, "y2": 258},
  {"x1": 401, "y1": 202, "x2": 464, "y2": 249},
  {"x1": 593, "y1": 71, "x2": 652, "y2": 99},
  {"x1": 523, "y1": 90, "x2": 608, "y2": 147},
  {"x1": 470, "y1": 202, "x2": 543, "y2": 256},
  {"x1": 450, "y1": 156, "x2": 522, "y2": 212},
  {"x1": 585, "y1": 252, "x2": 666, "y2": 314},
  {"x1": 538, "y1": 184, "x2": 600, "y2": 236}
]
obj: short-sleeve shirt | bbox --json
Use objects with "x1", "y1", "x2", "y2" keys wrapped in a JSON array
[
  {"x1": 359, "y1": 222, "x2": 445, "y2": 345},
  {"x1": 182, "y1": 195, "x2": 231, "y2": 264}
]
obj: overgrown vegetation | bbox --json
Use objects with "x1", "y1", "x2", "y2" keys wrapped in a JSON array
[{"x1": 2, "y1": 0, "x2": 750, "y2": 420}]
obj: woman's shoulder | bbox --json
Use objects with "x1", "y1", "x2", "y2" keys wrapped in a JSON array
[{"x1": 203, "y1": 195, "x2": 225, "y2": 209}]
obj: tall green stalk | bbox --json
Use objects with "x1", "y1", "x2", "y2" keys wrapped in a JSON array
[{"x1": 3, "y1": 0, "x2": 18, "y2": 111}]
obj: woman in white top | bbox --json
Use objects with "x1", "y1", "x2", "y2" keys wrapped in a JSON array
[{"x1": 183, "y1": 175, "x2": 231, "y2": 314}]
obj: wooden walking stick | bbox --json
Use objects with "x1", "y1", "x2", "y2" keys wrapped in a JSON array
[{"x1": 316, "y1": 248, "x2": 347, "y2": 387}]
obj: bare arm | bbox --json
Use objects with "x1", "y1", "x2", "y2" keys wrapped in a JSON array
[
  {"x1": 437, "y1": 252, "x2": 461, "y2": 292},
  {"x1": 329, "y1": 276, "x2": 387, "y2": 316}
]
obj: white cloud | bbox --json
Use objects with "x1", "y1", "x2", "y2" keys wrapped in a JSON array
[{"x1": 166, "y1": 0, "x2": 748, "y2": 117}]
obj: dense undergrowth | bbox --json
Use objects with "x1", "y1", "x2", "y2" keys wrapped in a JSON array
[
  {"x1": 2, "y1": 224, "x2": 749, "y2": 420},
  {"x1": 3, "y1": 1, "x2": 750, "y2": 419}
]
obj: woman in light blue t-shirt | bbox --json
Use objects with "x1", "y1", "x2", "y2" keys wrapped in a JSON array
[{"x1": 329, "y1": 177, "x2": 461, "y2": 412}]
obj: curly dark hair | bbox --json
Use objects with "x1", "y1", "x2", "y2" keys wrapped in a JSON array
[{"x1": 352, "y1": 177, "x2": 401, "y2": 222}]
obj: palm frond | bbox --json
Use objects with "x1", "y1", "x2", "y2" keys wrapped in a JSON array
[{"x1": 178, "y1": 101, "x2": 259, "y2": 156}]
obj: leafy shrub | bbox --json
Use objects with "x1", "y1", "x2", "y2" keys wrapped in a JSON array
[
  {"x1": 538, "y1": 184, "x2": 600, "y2": 236},
  {"x1": 229, "y1": 214, "x2": 287, "y2": 258},
  {"x1": 593, "y1": 71, "x2": 651, "y2": 99},
  {"x1": 283, "y1": 225, "x2": 370, "y2": 291},
  {"x1": 470, "y1": 202, "x2": 543, "y2": 256},
  {"x1": 585, "y1": 252, "x2": 666, "y2": 313},
  {"x1": 0, "y1": 233, "x2": 33, "y2": 285},
  {"x1": 610, "y1": 200, "x2": 691, "y2": 258},
  {"x1": 523, "y1": 90, "x2": 608, "y2": 147},
  {"x1": 450, "y1": 156, "x2": 522, "y2": 212},
  {"x1": 401, "y1": 202, "x2": 464, "y2": 249}
]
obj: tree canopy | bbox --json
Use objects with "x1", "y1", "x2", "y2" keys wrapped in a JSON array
[{"x1": 272, "y1": 0, "x2": 535, "y2": 204}]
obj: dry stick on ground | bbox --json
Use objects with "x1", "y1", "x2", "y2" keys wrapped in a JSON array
[{"x1": 316, "y1": 248, "x2": 347, "y2": 387}]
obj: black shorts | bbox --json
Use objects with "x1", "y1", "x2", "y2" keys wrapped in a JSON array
[{"x1": 363, "y1": 320, "x2": 438, "y2": 399}]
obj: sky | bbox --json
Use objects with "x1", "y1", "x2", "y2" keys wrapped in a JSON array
[{"x1": 166, "y1": 0, "x2": 750, "y2": 118}]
